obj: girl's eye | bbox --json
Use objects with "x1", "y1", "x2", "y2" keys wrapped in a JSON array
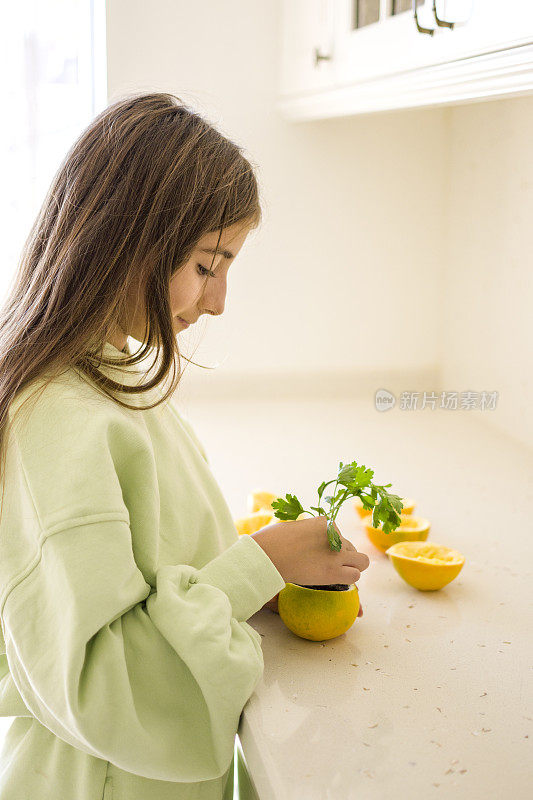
[{"x1": 197, "y1": 264, "x2": 215, "y2": 278}]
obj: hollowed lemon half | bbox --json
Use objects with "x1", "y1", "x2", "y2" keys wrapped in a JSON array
[
  {"x1": 236, "y1": 508, "x2": 309, "y2": 536},
  {"x1": 235, "y1": 509, "x2": 275, "y2": 536},
  {"x1": 385, "y1": 541, "x2": 465, "y2": 591},
  {"x1": 354, "y1": 495, "x2": 416, "y2": 519},
  {"x1": 364, "y1": 514, "x2": 429, "y2": 552},
  {"x1": 278, "y1": 582, "x2": 360, "y2": 641},
  {"x1": 246, "y1": 489, "x2": 279, "y2": 514}
]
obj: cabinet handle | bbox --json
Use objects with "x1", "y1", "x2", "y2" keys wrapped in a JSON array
[
  {"x1": 413, "y1": 1, "x2": 434, "y2": 36},
  {"x1": 314, "y1": 47, "x2": 332, "y2": 66},
  {"x1": 433, "y1": 1, "x2": 454, "y2": 28}
]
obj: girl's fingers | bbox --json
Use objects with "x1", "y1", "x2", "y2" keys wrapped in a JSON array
[{"x1": 343, "y1": 546, "x2": 370, "y2": 571}]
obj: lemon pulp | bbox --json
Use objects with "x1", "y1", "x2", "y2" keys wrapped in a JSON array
[{"x1": 388, "y1": 542, "x2": 463, "y2": 563}]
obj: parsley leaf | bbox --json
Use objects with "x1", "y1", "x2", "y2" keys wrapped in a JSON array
[
  {"x1": 271, "y1": 493, "x2": 305, "y2": 520},
  {"x1": 272, "y1": 460, "x2": 403, "y2": 551}
]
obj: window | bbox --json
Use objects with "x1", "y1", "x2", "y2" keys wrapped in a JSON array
[
  {"x1": 0, "y1": 0, "x2": 106, "y2": 745},
  {"x1": 0, "y1": 0, "x2": 106, "y2": 300},
  {"x1": 353, "y1": 1, "x2": 427, "y2": 30}
]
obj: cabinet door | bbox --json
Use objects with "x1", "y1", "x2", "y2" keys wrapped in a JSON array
[
  {"x1": 335, "y1": 0, "x2": 533, "y2": 86},
  {"x1": 279, "y1": 0, "x2": 336, "y2": 96}
]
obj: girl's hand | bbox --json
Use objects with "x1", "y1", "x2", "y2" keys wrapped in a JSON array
[
  {"x1": 252, "y1": 516, "x2": 369, "y2": 587},
  {"x1": 261, "y1": 593, "x2": 280, "y2": 613},
  {"x1": 261, "y1": 593, "x2": 364, "y2": 618}
]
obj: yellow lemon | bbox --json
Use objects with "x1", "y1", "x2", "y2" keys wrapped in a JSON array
[
  {"x1": 398, "y1": 497, "x2": 416, "y2": 515},
  {"x1": 364, "y1": 514, "x2": 430, "y2": 552},
  {"x1": 385, "y1": 541, "x2": 465, "y2": 590},
  {"x1": 353, "y1": 496, "x2": 373, "y2": 519},
  {"x1": 237, "y1": 509, "x2": 308, "y2": 536},
  {"x1": 247, "y1": 489, "x2": 279, "y2": 514},
  {"x1": 278, "y1": 582, "x2": 360, "y2": 641},
  {"x1": 234, "y1": 509, "x2": 275, "y2": 536},
  {"x1": 279, "y1": 511, "x2": 310, "y2": 523},
  {"x1": 354, "y1": 495, "x2": 416, "y2": 519}
]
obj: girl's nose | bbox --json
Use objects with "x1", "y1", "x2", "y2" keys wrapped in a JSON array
[{"x1": 201, "y1": 276, "x2": 227, "y2": 317}]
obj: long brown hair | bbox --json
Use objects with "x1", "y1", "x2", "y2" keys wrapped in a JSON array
[{"x1": 0, "y1": 91, "x2": 261, "y2": 511}]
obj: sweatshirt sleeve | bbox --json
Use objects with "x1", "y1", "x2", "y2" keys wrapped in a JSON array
[{"x1": 0, "y1": 384, "x2": 286, "y2": 782}]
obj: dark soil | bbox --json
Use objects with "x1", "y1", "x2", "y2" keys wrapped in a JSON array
[{"x1": 297, "y1": 584, "x2": 350, "y2": 591}]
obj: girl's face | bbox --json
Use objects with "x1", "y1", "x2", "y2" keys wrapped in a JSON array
[
  {"x1": 109, "y1": 222, "x2": 251, "y2": 349},
  {"x1": 170, "y1": 222, "x2": 250, "y2": 330}
]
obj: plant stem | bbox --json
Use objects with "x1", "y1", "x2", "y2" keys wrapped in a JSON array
[
  {"x1": 330, "y1": 487, "x2": 350, "y2": 522},
  {"x1": 327, "y1": 474, "x2": 340, "y2": 522}
]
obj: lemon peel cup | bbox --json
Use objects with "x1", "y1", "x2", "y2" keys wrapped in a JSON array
[
  {"x1": 354, "y1": 495, "x2": 416, "y2": 519},
  {"x1": 246, "y1": 489, "x2": 279, "y2": 514},
  {"x1": 234, "y1": 509, "x2": 275, "y2": 536},
  {"x1": 278, "y1": 583, "x2": 360, "y2": 641},
  {"x1": 385, "y1": 541, "x2": 465, "y2": 591},
  {"x1": 364, "y1": 513, "x2": 430, "y2": 552},
  {"x1": 397, "y1": 497, "x2": 416, "y2": 516},
  {"x1": 236, "y1": 506, "x2": 309, "y2": 537}
]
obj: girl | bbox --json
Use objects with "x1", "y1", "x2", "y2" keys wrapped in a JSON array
[{"x1": 0, "y1": 92, "x2": 368, "y2": 800}]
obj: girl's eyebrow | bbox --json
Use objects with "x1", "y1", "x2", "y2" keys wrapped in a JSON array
[{"x1": 200, "y1": 247, "x2": 234, "y2": 260}]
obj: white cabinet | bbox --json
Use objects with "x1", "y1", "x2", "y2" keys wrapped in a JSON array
[
  {"x1": 277, "y1": 0, "x2": 533, "y2": 119},
  {"x1": 278, "y1": 0, "x2": 336, "y2": 95}
]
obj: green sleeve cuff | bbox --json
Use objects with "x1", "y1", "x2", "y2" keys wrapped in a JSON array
[{"x1": 191, "y1": 534, "x2": 286, "y2": 621}]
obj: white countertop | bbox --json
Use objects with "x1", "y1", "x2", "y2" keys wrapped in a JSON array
[{"x1": 183, "y1": 393, "x2": 533, "y2": 799}]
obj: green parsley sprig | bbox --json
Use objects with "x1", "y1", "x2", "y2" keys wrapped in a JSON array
[{"x1": 271, "y1": 460, "x2": 404, "y2": 551}]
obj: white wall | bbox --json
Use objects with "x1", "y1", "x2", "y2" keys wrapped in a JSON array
[
  {"x1": 106, "y1": 0, "x2": 446, "y2": 385},
  {"x1": 441, "y1": 95, "x2": 533, "y2": 449},
  {"x1": 106, "y1": 0, "x2": 532, "y2": 449}
]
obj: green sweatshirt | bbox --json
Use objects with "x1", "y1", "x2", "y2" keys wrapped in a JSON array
[{"x1": 0, "y1": 341, "x2": 285, "y2": 800}]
